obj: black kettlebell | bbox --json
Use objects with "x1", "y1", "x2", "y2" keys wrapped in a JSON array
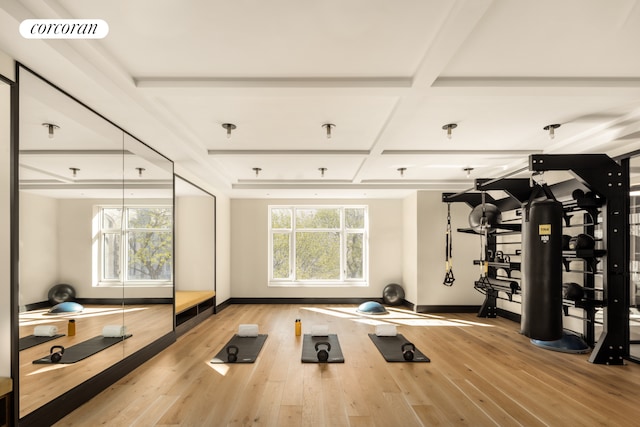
[
  {"x1": 226, "y1": 345, "x2": 239, "y2": 363},
  {"x1": 315, "y1": 341, "x2": 331, "y2": 362},
  {"x1": 50, "y1": 345, "x2": 65, "y2": 363},
  {"x1": 402, "y1": 342, "x2": 415, "y2": 361}
]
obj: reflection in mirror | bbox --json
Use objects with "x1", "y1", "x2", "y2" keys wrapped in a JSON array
[
  {"x1": 174, "y1": 176, "x2": 216, "y2": 331},
  {"x1": 17, "y1": 67, "x2": 174, "y2": 419},
  {"x1": 629, "y1": 156, "x2": 640, "y2": 361},
  {"x1": 122, "y1": 134, "x2": 174, "y2": 357}
]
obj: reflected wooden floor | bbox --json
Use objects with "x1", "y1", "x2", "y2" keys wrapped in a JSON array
[
  {"x1": 56, "y1": 304, "x2": 640, "y2": 426},
  {"x1": 19, "y1": 304, "x2": 173, "y2": 417}
]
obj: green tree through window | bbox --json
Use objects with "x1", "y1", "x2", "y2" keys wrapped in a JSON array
[
  {"x1": 100, "y1": 206, "x2": 173, "y2": 285},
  {"x1": 269, "y1": 206, "x2": 367, "y2": 284}
]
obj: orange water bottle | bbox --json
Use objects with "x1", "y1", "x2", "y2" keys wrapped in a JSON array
[
  {"x1": 68, "y1": 319, "x2": 76, "y2": 336},
  {"x1": 295, "y1": 318, "x2": 301, "y2": 336}
]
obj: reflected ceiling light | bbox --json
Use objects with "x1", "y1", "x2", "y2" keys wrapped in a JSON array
[
  {"x1": 136, "y1": 167, "x2": 145, "y2": 177},
  {"x1": 463, "y1": 167, "x2": 474, "y2": 178},
  {"x1": 69, "y1": 167, "x2": 80, "y2": 178},
  {"x1": 222, "y1": 123, "x2": 236, "y2": 139},
  {"x1": 318, "y1": 167, "x2": 327, "y2": 178},
  {"x1": 543, "y1": 123, "x2": 561, "y2": 139},
  {"x1": 442, "y1": 123, "x2": 457, "y2": 139},
  {"x1": 252, "y1": 167, "x2": 262, "y2": 177},
  {"x1": 42, "y1": 122, "x2": 60, "y2": 139},
  {"x1": 322, "y1": 123, "x2": 335, "y2": 139},
  {"x1": 397, "y1": 167, "x2": 407, "y2": 178}
]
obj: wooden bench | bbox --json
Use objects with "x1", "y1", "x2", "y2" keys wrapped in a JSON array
[
  {"x1": 176, "y1": 291, "x2": 216, "y2": 314},
  {"x1": 175, "y1": 291, "x2": 216, "y2": 334},
  {"x1": 0, "y1": 377, "x2": 11, "y2": 427}
]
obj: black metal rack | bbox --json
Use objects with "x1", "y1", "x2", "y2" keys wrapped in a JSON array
[{"x1": 443, "y1": 154, "x2": 630, "y2": 365}]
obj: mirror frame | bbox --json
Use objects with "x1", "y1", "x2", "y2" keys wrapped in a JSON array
[{"x1": 12, "y1": 63, "x2": 177, "y2": 427}]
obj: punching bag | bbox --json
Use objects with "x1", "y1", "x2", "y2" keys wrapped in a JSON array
[{"x1": 521, "y1": 199, "x2": 563, "y2": 341}]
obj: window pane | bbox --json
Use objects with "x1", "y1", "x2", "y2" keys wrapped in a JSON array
[
  {"x1": 271, "y1": 208, "x2": 291, "y2": 229},
  {"x1": 295, "y1": 232, "x2": 340, "y2": 280},
  {"x1": 127, "y1": 207, "x2": 172, "y2": 230},
  {"x1": 102, "y1": 208, "x2": 122, "y2": 229},
  {"x1": 127, "y1": 231, "x2": 173, "y2": 280},
  {"x1": 345, "y1": 208, "x2": 365, "y2": 229},
  {"x1": 296, "y1": 208, "x2": 340, "y2": 229},
  {"x1": 103, "y1": 233, "x2": 120, "y2": 280},
  {"x1": 346, "y1": 233, "x2": 364, "y2": 279},
  {"x1": 272, "y1": 233, "x2": 290, "y2": 279}
]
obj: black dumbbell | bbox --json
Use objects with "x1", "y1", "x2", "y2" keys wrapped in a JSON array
[
  {"x1": 402, "y1": 342, "x2": 415, "y2": 361},
  {"x1": 50, "y1": 345, "x2": 65, "y2": 363},
  {"x1": 315, "y1": 341, "x2": 331, "y2": 362},
  {"x1": 226, "y1": 345, "x2": 239, "y2": 363}
]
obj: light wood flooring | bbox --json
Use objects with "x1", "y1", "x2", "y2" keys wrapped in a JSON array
[{"x1": 55, "y1": 304, "x2": 640, "y2": 426}]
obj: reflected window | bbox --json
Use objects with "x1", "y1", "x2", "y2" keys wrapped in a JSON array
[{"x1": 99, "y1": 206, "x2": 173, "y2": 286}]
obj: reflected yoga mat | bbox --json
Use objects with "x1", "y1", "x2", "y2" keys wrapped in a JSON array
[
  {"x1": 32, "y1": 335, "x2": 132, "y2": 364},
  {"x1": 368, "y1": 333, "x2": 430, "y2": 362},
  {"x1": 301, "y1": 334, "x2": 344, "y2": 363},
  {"x1": 210, "y1": 334, "x2": 268, "y2": 364},
  {"x1": 19, "y1": 334, "x2": 65, "y2": 351}
]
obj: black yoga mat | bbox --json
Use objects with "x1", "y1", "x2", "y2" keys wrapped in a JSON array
[
  {"x1": 19, "y1": 334, "x2": 65, "y2": 351},
  {"x1": 32, "y1": 335, "x2": 132, "y2": 364},
  {"x1": 210, "y1": 334, "x2": 268, "y2": 364},
  {"x1": 301, "y1": 334, "x2": 344, "y2": 363},
  {"x1": 368, "y1": 333, "x2": 430, "y2": 362}
]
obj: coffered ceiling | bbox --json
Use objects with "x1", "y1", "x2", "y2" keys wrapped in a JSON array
[{"x1": 2, "y1": 0, "x2": 640, "y2": 198}]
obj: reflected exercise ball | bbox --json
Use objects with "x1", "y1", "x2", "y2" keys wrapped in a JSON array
[{"x1": 48, "y1": 284, "x2": 77, "y2": 306}]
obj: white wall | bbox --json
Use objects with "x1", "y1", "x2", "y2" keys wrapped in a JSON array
[
  {"x1": 230, "y1": 198, "x2": 403, "y2": 299},
  {"x1": 215, "y1": 194, "x2": 231, "y2": 304},
  {"x1": 19, "y1": 192, "x2": 59, "y2": 305},
  {"x1": 0, "y1": 53, "x2": 13, "y2": 377},
  {"x1": 416, "y1": 192, "x2": 484, "y2": 307},
  {"x1": 175, "y1": 195, "x2": 215, "y2": 292},
  {"x1": 400, "y1": 191, "x2": 484, "y2": 309},
  {"x1": 402, "y1": 193, "x2": 418, "y2": 304}
]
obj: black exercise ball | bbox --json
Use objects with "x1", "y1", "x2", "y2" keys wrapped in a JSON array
[
  {"x1": 563, "y1": 282, "x2": 584, "y2": 301},
  {"x1": 48, "y1": 284, "x2": 76, "y2": 306},
  {"x1": 562, "y1": 235, "x2": 572, "y2": 250},
  {"x1": 568, "y1": 234, "x2": 595, "y2": 250},
  {"x1": 382, "y1": 283, "x2": 405, "y2": 306},
  {"x1": 468, "y1": 203, "x2": 502, "y2": 234}
]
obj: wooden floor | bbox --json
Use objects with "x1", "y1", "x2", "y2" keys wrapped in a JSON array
[{"x1": 55, "y1": 304, "x2": 640, "y2": 426}]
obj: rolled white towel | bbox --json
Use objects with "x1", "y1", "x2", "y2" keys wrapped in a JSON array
[
  {"x1": 238, "y1": 324, "x2": 259, "y2": 337},
  {"x1": 102, "y1": 325, "x2": 127, "y2": 337},
  {"x1": 375, "y1": 324, "x2": 397, "y2": 337},
  {"x1": 34, "y1": 325, "x2": 58, "y2": 337},
  {"x1": 311, "y1": 324, "x2": 329, "y2": 337}
]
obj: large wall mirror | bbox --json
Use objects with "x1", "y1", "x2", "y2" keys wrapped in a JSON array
[
  {"x1": 17, "y1": 66, "x2": 174, "y2": 420},
  {"x1": 174, "y1": 175, "x2": 216, "y2": 330}
]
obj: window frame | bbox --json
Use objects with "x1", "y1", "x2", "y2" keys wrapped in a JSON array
[
  {"x1": 268, "y1": 205, "x2": 368, "y2": 287},
  {"x1": 97, "y1": 205, "x2": 173, "y2": 287}
]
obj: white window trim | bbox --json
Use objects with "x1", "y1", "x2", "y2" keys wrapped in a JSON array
[
  {"x1": 96, "y1": 205, "x2": 173, "y2": 288},
  {"x1": 268, "y1": 205, "x2": 369, "y2": 287}
]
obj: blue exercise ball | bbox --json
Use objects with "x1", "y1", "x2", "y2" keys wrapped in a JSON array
[
  {"x1": 49, "y1": 301, "x2": 84, "y2": 314},
  {"x1": 357, "y1": 301, "x2": 388, "y2": 315}
]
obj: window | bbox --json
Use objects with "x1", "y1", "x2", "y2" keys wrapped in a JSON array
[
  {"x1": 98, "y1": 206, "x2": 173, "y2": 286},
  {"x1": 269, "y1": 206, "x2": 368, "y2": 286}
]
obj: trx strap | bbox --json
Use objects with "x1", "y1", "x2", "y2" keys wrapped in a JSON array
[{"x1": 443, "y1": 203, "x2": 455, "y2": 286}]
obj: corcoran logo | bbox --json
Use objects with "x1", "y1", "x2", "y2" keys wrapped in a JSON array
[{"x1": 19, "y1": 19, "x2": 109, "y2": 39}]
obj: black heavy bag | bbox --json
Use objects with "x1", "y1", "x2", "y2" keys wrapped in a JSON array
[{"x1": 521, "y1": 199, "x2": 563, "y2": 341}]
